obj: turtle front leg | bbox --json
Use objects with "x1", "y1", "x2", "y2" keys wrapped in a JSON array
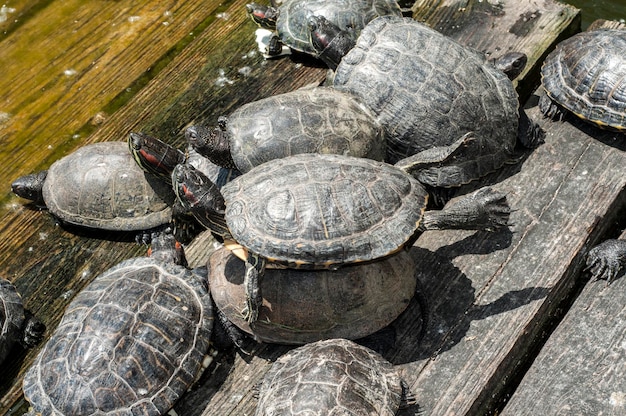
[
  {"x1": 538, "y1": 92, "x2": 568, "y2": 122},
  {"x1": 421, "y1": 187, "x2": 510, "y2": 232},
  {"x1": 242, "y1": 253, "x2": 266, "y2": 323},
  {"x1": 586, "y1": 239, "x2": 626, "y2": 284}
]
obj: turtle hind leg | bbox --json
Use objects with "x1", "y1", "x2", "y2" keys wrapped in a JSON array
[
  {"x1": 242, "y1": 254, "x2": 265, "y2": 323},
  {"x1": 421, "y1": 187, "x2": 510, "y2": 232},
  {"x1": 586, "y1": 239, "x2": 626, "y2": 284}
]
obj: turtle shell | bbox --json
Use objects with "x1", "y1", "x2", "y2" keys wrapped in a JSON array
[
  {"x1": 43, "y1": 141, "x2": 175, "y2": 231},
  {"x1": 256, "y1": 338, "x2": 404, "y2": 415},
  {"x1": 276, "y1": 0, "x2": 401, "y2": 54},
  {"x1": 0, "y1": 278, "x2": 25, "y2": 364},
  {"x1": 227, "y1": 87, "x2": 385, "y2": 173},
  {"x1": 22, "y1": 256, "x2": 213, "y2": 415},
  {"x1": 209, "y1": 246, "x2": 416, "y2": 344},
  {"x1": 221, "y1": 153, "x2": 428, "y2": 267},
  {"x1": 540, "y1": 29, "x2": 626, "y2": 131},
  {"x1": 331, "y1": 16, "x2": 520, "y2": 186}
]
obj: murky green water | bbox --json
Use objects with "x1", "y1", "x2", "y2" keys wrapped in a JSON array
[{"x1": 566, "y1": 0, "x2": 626, "y2": 28}]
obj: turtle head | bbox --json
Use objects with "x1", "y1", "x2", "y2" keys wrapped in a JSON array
[
  {"x1": 308, "y1": 15, "x2": 356, "y2": 70},
  {"x1": 494, "y1": 52, "x2": 527, "y2": 81},
  {"x1": 246, "y1": 3, "x2": 279, "y2": 30},
  {"x1": 11, "y1": 171, "x2": 48, "y2": 205},
  {"x1": 148, "y1": 228, "x2": 188, "y2": 266},
  {"x1": 185, "y1": 124, "x2": 238, "y2": 170},
  {"x1": 128, "y1": 132, "x2": 185, "y2": 182},
  {"x1": 172, "y1": 163, "x2": 232, "y2": 241}
]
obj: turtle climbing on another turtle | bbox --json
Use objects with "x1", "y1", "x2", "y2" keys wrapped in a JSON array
[
  {"x1": 172, "y1": 146, "x2": 510, "y2": 324},
  {"x1": 246, "y1": 0, "x2": 401, "y2": 58},
  {"x1": 209, "y1": 245, "x2": 427, "y2": 345},
  {"x1": 309, "y1": 15, "x2": 544, "y2": 192},
  {"x1": 539, "y1": 29, "x2": 626, "y2": 131},
  {"x1": 255, "y1": 338, "x2": 412, "y2": 416},
  {"x1": 22, "y1": 230, "x2": 214, "y2": 416},
  {"x1": 185, "y1": 86, "x2": 385, "y2": 173},
  {"x1": 11, "y1": 141, "x2": 176, "y2": 238},
  {"x1": 0, "y1": 278, "x2": 45, "y2": 365}
]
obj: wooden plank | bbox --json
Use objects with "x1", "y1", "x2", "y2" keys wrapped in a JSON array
[
  {"x1": 500, "y1": 229, "x2": 626, "y2": 414},
  {"x1": 0, "y1": 0, "x2": 580, "y2": 415},
  {"x1": 498, "y1": 20, "x2": 626, "y2": 416},
  {"x1": 392, "y1": 102, "x2": 626, "y2": 415}
]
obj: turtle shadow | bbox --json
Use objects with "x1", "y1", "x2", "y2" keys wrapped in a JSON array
[{"x1": 384, "y1": 247, "x2": 550, "y2": 365}]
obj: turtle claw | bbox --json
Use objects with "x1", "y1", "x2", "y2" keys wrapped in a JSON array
[{"x1": 586, "y1": 239, "x2": 626, "y2": 284}]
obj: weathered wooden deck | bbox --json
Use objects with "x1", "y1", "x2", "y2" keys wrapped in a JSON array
[{"x1": 2, "y1": 0, "x2": 626, "y2": 415}]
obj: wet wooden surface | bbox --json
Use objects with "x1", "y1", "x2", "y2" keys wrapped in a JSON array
[{"x1": 0, "y1": 0, "x2": 608, "y2": 415}]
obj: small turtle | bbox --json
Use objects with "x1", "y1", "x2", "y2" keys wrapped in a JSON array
[
  {"x1": 309, "y1": 15, "x2": 544, "y2": 189},
  {"x1": 539, "y1": 29, "x2": 626, "y2": 131},
  {"x1": 256, "y1": 338, "x2": 410, "y2": 415},
  {"x1": 209, "y1": 246, "x2": 425, "y2": 344},
  {"x1": 586, "y1": 238, "x2": 626, "y2": 284},
  {"x1": 22, "y1": 230, "x2": 214, "y2": 416},
  {"x1": 186, "y1": 86, "x2": 385, "y2": 173},
  {"x1": 11, "y1": 141, "x2": 175, "y2": 235},
  {"x1": 0, "y1": 278, "x2": 45, "y2": 365},
  {"x1": 246, "y1": 0, "x2": 401, "y2": 58},
  {"x1": 172, "y1": 147, "x2": 510, "y2": 323}
]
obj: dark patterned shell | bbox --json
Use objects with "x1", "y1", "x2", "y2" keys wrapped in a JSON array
[
  {"x1": 209, "y1": 247, "x2": 416, "y2": 344},
  {"x1": 541, "y1": 29, "x2": 626, "y2": 130},
  {"x1": 22, "y1": 257, "x2": 213, "y2": 416},
  {"x1": 0, "y1": 278, "x2": 25, "y2": 364},
  {"x1": 256, "y1": 338, "x2": 403, "y2": 415},
  {"x1": 228, "y1": 87, "x2": 385, "y2": 173},
  {"x1": 43, "y1": 142, "x2": 175, "y2": 231},
  {"x1": 276, "y1": 0, "x2": 401, "y2": 54},
  {"x1": 331, "y1": 16, "x2": 519, "y2": 185},
  {"x1": 221, "y1": 153, "x2": 428, "y2": 267}
]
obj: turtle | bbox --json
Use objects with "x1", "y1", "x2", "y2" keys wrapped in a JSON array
[
  {"x1": 255, "y1": 338, "x2": 410, "y2": 415},
  {"x1": 308, "y1": 15, "x2": 545, "y2": 190},
  {"x1": 209, "y1": 245, "x2": 426, "y2": 344},
  {"x1": 11, "y1": 141, "x2": 176, "y2": 235},
  {"x1": 539, "y1": 29, "x2": 626, "y2": 131},
  {"x1": 185, "y1": 86, "x2": 386, "y2": 173},
  {"x1": 172, "y1": 147, "x2": 510, "y2": 323},
  {"x1": 246, "y1": 0, "x2": 401, "y2": 58},
  {"x1": 0, "y1": 278, "x2": 45, "y2": 365},
  {"x1": 586, "y1": 238, "x2": 626, "y2": 284},
  {"x1": 22, "y1": 230, "x2": 214, "y2": 416}
]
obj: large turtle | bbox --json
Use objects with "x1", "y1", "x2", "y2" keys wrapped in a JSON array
[
  {"x1": 246, "y1": 0, "x2": 401, "y2": 58},
  {"x1": 0, "y1": 278, "x2": 45, "y2": 365},
  {"x1": 209, "y1": 245, "x2": 425, "y2": 344},
  {"x1": 255, "y1": 338, "x2": 410, "y2": 415},
  {"x1": 22, "y1": 230, "x2": 214, "y2": 416},
  {"x1": 539, "y1": 29, "x2": 626, "y2": 131},
  {"x1": 11, "y1": 141, "x2": 175, "y2": 235},
  {"x1": 172, "y1": 147, "x2": 510, "y2": 323},
  {"x1": 185, "y1": 86, "x2": 385, "y2": 173},
  {"x1": 309, "y1": 15, "x2": 544, "y2": 190}
]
